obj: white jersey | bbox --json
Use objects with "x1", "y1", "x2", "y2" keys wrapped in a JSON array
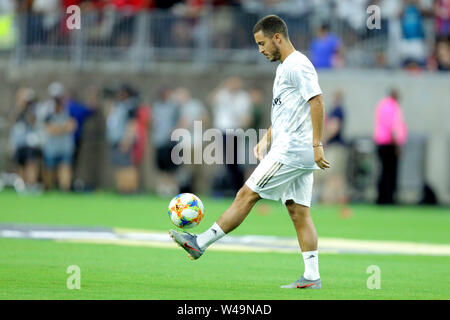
[{"x1": 268, "y1": 50, "x2": 322, "y2": 169}]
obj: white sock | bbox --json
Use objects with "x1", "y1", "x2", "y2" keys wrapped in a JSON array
[
  {"x1": 196, "y1": 222, "x2": 226, "y2": 251},
  {"x1": 302, "y1": 250, "x2": 320, "y2": 280}
]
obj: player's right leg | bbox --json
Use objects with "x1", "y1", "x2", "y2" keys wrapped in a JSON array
[
  {"x1": 170, "y1": 153, "x2": 290, "y2": 260},
  {"x1": 279, "y1": 171, "x2": 322, "y2": 289},
  {"x1": 169, "y1": 185, "x2": 260, "y2": 260},
  {"x1": 216, "y1": 185, "x2": 261, "y2": 233}
]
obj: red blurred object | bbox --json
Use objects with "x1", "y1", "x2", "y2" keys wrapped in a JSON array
[
  {"x1": 132, "y1": 104, "x2": 151, "y2": 165},
  {"x1": 113, "y1": 0, "x2": 151, "y2": 12},
  {"x1": 62, "y1": 0, "x2": 81, "y2": 8}
]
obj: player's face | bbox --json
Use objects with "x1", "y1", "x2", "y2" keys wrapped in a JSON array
[{"x1": 254, "y1": 30, "x2": 281, "y2": 62}]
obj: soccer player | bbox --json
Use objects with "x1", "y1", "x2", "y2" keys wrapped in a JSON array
[{"x1": 170, "y1": 15, "x2": 330, "y2": 289}]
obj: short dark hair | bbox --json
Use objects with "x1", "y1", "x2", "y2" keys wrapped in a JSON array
[
  {"x1": 252, "y1": 15, "x2": 289, "y2": 39},
  {"x1": 320, "y1": 23, "x2": 330, "y2": 32}
]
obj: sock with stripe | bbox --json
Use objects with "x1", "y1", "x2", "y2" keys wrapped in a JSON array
[
  {"x1": 196, "y1": 222, "x2": 226, "y2": 251},
  {"x1": 302, "y1": 250, "x2": 320, "y2": 280}
]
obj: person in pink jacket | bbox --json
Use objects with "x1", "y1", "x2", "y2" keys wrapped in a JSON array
[{"x1": 374, "y1": 89, "x2": 408, "y2": 204}]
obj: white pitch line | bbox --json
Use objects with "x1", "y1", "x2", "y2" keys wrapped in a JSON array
[{"x1": 1, "y1": 226, "x2": 449, "y2": 256}]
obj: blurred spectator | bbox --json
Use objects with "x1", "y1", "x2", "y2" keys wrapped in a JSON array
[
  {"x1": 247, "y1": 87, "x2": 264, "y2": 130},
  {"x1": 320, "y1": 90, "x2": 349, "y2": 204},
  {"x1": 435, "y1": 36, "x2": 450, "y2": 70},
  {"x1": 35, "y1": 82, "x2": 64, "y2": 127},
  {"x1": 42, "y1": 93, "x2": 77, "y2": 191},
  {"x1": 66, "y1": 88, "x2": 95, "y2": 170},
  {"x1": 106, "y1": 84, "x2": 139, "y2": 194},
  {"x1": 211, "y1": 6, "x2": 234, "y2": 49},
  {"x1": 429, "y1": 36, "x2": 450, "y2": 71},
  {"x1": 209, "y1": 76, "x2": 252, "y2": 196},
  {"x1": 152, "y1": 86, "x2": 180, "y2": 197},
  {"x1": 172, "y1": 86, "x2": 209, "y2": 193},
  {"x1": 132, "y1": 95, "x2": 151, "y2": 168},
  {"x1": 373, "y1": 89, "x2": 408, "y2": 204},
  {"x1": 174, "y1": 86, "x2": 209, "y2": 133},
  {"x1": 72, "y1": 85, "x2": 106, "y2": 191},
  {"x1": 399, "y1": 0, "x2": 427, "y2": 69},
  {"x1": 27, "y1": 0, "x2": 61, "y2": 45},
  {"x1": 209, "y1": 76, "x2": 252, "y2": 135},
  {"x1": 434, "y1": 0, "x2": 450, "y2": 38},
  {"x1": 35, "y1": 82, "x2": 95, "y2": 176},
  {"x1": 170, "y1": 1, "x2": 206, "y2": 49},
  {"x1": 170, "y1": 17, "x2": 195, "y2": 48},
  {"x1": 243, "y1": 86, "x2": 265, "y2": 180},
  {"x1": 8, "y1": 87, "x2": 42, "y2": 190},
  {"x1": 150, "y1": 1, "x2": 185, "y2": 48},
  {"x1": 326, "y1": 91, "x2": 346, "y2": 146},
  {"x1": 0, "y1": 0, "x2": 15, "y2": 49},
  {"x1": 110, "y1": 0, "x2": 151, "y2": 47},
  {"x1": 309, "y1": 24, "x2": 343, "y2": 69},
  {"x1": 333, "y1": 0, "x2": 369, "y2": 33},
  {"x1": 0, "y1": 0, "x2": 14, "y2": 13}
]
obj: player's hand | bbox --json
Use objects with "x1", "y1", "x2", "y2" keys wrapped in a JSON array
[
  {"x1": 253, "y1": 141, "x2": 269, "y2": 161},
  {"x1": 253, "y1": 144, "x2": 262, "y2": 161},
  {"x1": 314, "y1": 145, "x2": 330, "y2": 170}
]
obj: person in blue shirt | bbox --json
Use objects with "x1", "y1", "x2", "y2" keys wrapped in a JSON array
[
  {"x1": 316, "y1": 90, "x2": 349, "y2": 205},
  {"x1": 400, "y1": 0, "x2": 427, "y2": 68},
  {"x1": 66, "y1": 90, "x2": 95, "y2": 168},
  {"x1": 309, "y1": 24, "x2": 342, "y2": 69},
  {"x1": 402, "y1": 0, "x2": 425, "y2": 40}
]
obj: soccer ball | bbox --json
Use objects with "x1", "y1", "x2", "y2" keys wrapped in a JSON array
[{"x1": 168, "y1": 193, "x2": 205, "y2": 229}]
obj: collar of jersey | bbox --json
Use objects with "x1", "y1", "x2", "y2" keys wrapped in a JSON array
[{"x1": 281, "y1": 50, "x2": 299, "y2": 65}]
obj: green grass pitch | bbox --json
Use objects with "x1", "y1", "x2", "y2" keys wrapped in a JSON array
[{"x1": 0, "y1": 190, "x2": 449, "y2": 300}]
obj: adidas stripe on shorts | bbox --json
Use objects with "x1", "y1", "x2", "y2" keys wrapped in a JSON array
[{"x1": 245, "y1": 153, "x2": 314, "y2": 207}]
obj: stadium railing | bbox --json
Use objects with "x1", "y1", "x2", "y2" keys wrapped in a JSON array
[{"x1": 1, "y1": 7, "x2": 395, "y2": 71}]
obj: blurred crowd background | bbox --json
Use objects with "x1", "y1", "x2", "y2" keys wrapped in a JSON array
[
  {"x1": 0, "y1": 0, "x2": 449, "y2": 206},
  {"x1": 0, "y1": 0, "x2": 448, "y2": 70}
]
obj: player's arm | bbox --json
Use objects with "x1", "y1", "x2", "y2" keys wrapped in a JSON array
[
  {"x1": 253, "y1": 126, "x2": 271, "y2": 161},
  {"x1": 309, "y1": 94, "x2": 330, "y2": 170}
]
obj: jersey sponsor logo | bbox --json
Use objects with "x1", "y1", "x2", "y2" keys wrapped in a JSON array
[{"x1": 272, "y1": 96, "x2": 281, "y2": 106}]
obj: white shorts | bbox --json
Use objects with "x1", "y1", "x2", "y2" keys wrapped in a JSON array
[{"x1": 245, "y1": 154, "x2": 314, "y2": 207}]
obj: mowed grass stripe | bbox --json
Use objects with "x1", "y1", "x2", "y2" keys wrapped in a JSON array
[
  {"x1": 0, "y1": 191, "x2": 449, "y2": 244},
  {"x1": 1, "y1": 238, "x2": 449, "y2": 300}
]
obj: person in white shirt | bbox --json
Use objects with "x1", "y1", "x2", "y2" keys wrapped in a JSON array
[
  {"x1": 169, "y1": 15, "x2": 330, "y2": 289},
  {"x1": 209, "y1": 77, "x2": 253, "y2": 195},
  {"x1": 210, "y1": 77, "x2": 252, "y2": 132},
  {"x1": 173, "y1": 86, "x2": 209, "y2": 193}
]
